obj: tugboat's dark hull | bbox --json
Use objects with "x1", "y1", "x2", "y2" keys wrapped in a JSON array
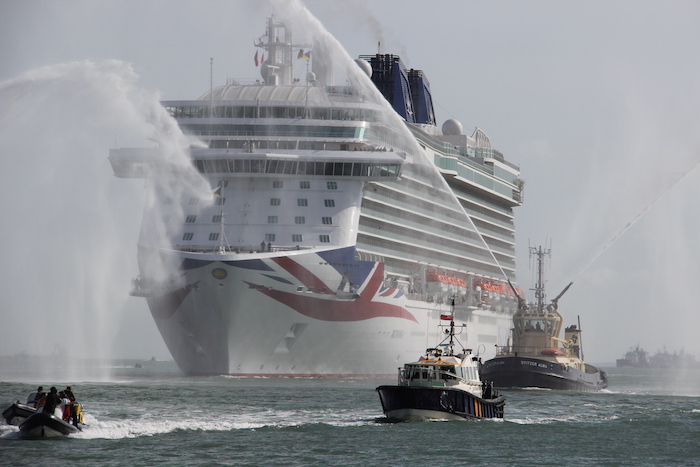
[
  {"x1": 376, "y1": 386, "x2": 505, "y2": 421},
  {"x1": 18, "y1": 412, "x2": 80, "y2": 438},
  {"x1": 481, "y1": 356, "x2": 608, "y2": 391}
]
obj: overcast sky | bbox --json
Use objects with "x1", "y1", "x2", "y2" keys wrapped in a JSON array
[{"x1": 1, "y1": 0, "x2": 699, "y2": 365}]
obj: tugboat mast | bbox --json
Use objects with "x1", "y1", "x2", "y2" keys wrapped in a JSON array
[{"x1": 530, "y1": 245, "x2": 550, "y2": 314}]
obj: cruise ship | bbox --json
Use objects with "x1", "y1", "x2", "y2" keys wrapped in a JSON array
[{"x1": 109, "y1": 15, "x2": 523, "y2": 376}]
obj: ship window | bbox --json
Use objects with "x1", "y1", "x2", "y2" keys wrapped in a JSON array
[
  {"x1": 182, "y1": 233, "x2": 194, "y2": 241},
  {"x1": 324, "y1": 199, "x2": 335, "y2": 207},
  {"x1": 215, "y1": 197, "x2": 226, "y2": 205},
  {"x1": 327, "y1": 181, "x2": 338, "y2": 190},
  {"x1": 209, "y1": 233, "x2": 219, "y2": 241},
  {"x1": 319, "y1": 235, "x2": 330, "y2": 243},
  {"x1": 299, "y1": 181, "x2": 310, "y2": 189},
  {"x1": 185, "y1": 215, "x2": 197, "y2": 223},
  {"x1": 188, "y1": 197, "x2": 199, "y2": 206},
  {"x1": 265, "y1": 234, "x2": 276, "y2": 242},
  {"x1": 273, "y1": 181, "x2": 283, "y2": 189},
  {"x1": 268, "y1": 216, "x2": 278, "y2": 224},
  {"x1": 212, "y1": 215, "x2": 222, "y2": 223},
  {"x1": 294, "y1": 216, "x2": 305, "y2": 224},
  {"x1": 292, "y1": 234, "x2": 302, "y2": 242},
  {"x1": 270, "y1": 198, "x2": 281, "y2": 206},
  {"x1": 322, "y1": 216, "x2": 332, "y2": 225},
  {"x1": 297, "y1": 199, "x2": 308, "y2": 207}
]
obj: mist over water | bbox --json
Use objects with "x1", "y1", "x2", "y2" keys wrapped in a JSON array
[{"x1": 0, "y1": 60, "x2": 207, "y2": 379}]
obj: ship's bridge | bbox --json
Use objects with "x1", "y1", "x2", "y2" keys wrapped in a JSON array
[{"x1": 109, "y1": 148, "x2": 403, "y2": 181}]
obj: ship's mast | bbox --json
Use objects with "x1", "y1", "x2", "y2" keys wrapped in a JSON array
[
  {"x1": 254, "y1": 15, "x2": 312, "y2": 86},
  {"x1": 530, "y1": 245, "x2": 550, "y2": 314}
]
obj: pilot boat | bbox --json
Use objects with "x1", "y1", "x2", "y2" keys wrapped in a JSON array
[{"x1": 376, "y1": 302, "x2": 505, "y2": 421}]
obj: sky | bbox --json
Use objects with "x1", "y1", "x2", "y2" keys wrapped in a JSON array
[{"x1": 1, "y1": 0, "x2": 699, "y2": 365}]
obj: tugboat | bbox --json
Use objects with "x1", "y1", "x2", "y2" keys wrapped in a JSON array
[
  {"x1": 376, "y1": 301, "x2": 506, "y2": 421},
  {"x1": 480, "y1": 246, "x2": 608, "y2": 391}
]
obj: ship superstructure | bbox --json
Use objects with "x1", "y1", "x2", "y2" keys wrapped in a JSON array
[{"x1": 109, "y1": 15, "x2": 523, "y2": 376}]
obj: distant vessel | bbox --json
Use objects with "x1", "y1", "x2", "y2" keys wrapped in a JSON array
[
  {"x1": 616, "y1": 345, "x2": 649, "y2": 367},
  {"x1": 110, "y1": 14, "x2": 523, "y2": 376},
  {"x1": 617, "y1": 346, "x2": 699, "y2": 369},
  {"x1": 376, "y1": 303, "x2": 505, "y2": 421},
  {"x1": 480, "y1": 246, "x2": 608, "y2": 391}
]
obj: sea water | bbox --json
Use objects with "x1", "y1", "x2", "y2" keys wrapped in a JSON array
[{"x1": 1, "y1": 361, "x2": 698, "y2": 466}]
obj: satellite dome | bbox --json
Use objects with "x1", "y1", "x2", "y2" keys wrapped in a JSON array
[
  {"x1": 306, "y1": 71, "x2": 316, "y2": 83},
  {"x1": 442, "y1": 118, "x2": 463, "y2": 136},
  {"x1": 260, "y1": 61, "x2": 269, "y2": 80},
  {"x1": 354, "y1": 59, "x2": 372, "y2": 78}
]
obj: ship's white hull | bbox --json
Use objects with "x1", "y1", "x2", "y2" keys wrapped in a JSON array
[{"x1": 141, "y1": 246, "x2": 512, "y2": 376}]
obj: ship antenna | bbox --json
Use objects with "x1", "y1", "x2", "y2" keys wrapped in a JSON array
[{"x1": 530, "y1": 245, "x2": 551, "y2": 313}]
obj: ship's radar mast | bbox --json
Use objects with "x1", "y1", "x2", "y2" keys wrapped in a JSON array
[
  {"x1": 254, "y1": 15, "x2": 311, "y2": 85},
  {"x1": 530, "y1": 245, "x2": 550, "y2": 313}
]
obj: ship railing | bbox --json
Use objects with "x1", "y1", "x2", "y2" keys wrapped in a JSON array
[
  {"x1": 495, "y1": 345, "x2": 569, "y2": 357},
  {"x1": 173, "y1": 245, "x2": 313, "y2": 254}
]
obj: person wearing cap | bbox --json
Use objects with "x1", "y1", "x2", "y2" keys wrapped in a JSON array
[
  {"x1": 64, "y1": 386, "x2": 76, "y2": 402},
  {"x1": 27, "y1": 386, "x2": 45, "y2": 406}
]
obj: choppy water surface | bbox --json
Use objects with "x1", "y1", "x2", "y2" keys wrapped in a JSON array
[{"x1": 1, "y1": 362, "x2": 698, "y2": 466}]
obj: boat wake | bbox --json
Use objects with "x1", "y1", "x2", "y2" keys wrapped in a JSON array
[{"x1": 58, "y1": 409, "x2": 380, "y2": 439}]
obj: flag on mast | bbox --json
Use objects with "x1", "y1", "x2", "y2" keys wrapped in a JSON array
[
  {"x1": 254, "y1": 51, "x2": 259, "y2": 66},
  {"x1": 297, "y1": 49, "x2": 311, "y2": 60}
]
